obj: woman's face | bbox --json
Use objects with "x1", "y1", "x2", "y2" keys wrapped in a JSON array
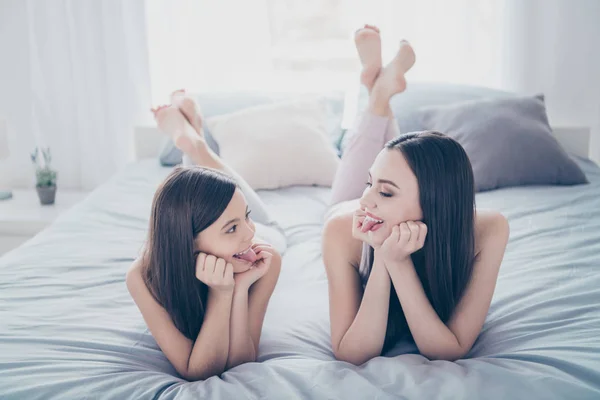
[
  {"x1": 359, "y1": 148, "x2": 423, "y2": 246},
  {"x1": 195, "y1": 189, "x2": 256, "y2": 274}
]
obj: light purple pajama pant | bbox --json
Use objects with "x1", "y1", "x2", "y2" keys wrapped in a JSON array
[{"x1": 329, "y1": 112, "x2": 401, "y2": 206}]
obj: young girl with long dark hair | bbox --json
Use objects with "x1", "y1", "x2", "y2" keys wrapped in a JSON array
[{"x1": 127, "y1": 91, "x2": 282, "y2": 381}]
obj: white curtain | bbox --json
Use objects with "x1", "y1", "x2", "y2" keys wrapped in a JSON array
[
  {"x1": 501, "y1": 0, "x2": 600, "y2": 162},
  {"x1": 0, "y1": 0, "x2": 152, "y2": 190}
]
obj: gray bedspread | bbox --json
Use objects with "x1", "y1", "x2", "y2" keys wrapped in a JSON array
[{"x1": 1, "y1": 157, "x2": 599, "y2": 399}]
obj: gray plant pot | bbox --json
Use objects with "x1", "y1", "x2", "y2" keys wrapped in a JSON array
[{"x1": 36, "y1": 185, "x2": 56, "y2": 205}]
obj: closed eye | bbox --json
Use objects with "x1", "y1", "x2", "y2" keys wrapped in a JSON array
[{"x1": 366, "y1": 181, "x2": 392, "y2": 198}]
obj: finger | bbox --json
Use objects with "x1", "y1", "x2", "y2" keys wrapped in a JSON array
[
  {"x1": 225, "y1": 263, "x2": 234, "y2": 283},
  {"x1": 407, "y1": 221, "x2": 419, "y2": 243},
  {"x1": 196, "y1": 253, "x2": 207, "y2": 272},
  {"x1": 252, "y1": 244, "x2": 272, "y2": 250},
  {"x1": 252, "y1": 245, "x2": 274, "y2": 255},
  {"x1": 215, "y1": 258, "x2": 226, "y2": 278},
  {"x1": 354, "y1": 209, "x2": 366, "y2": 225},
  {"x1": 256, "y1": 250, "x2": 272, "y2": 265},
  {"x1": 259, "y1": 250, "x2": 273, "y2": 261},
  {"x1": 254, "y1": 253, "x2": 272, "y2": 272},
  {"x1": 356, "y1": 218, "x2": 366, "y2": 232},
  {"x1": 399, "y1": 222, "x2": 411, "y2": 244},
  {"x1": 254, "y1": 261, "x2": 270, "y2": 277},
  {"x1": 205, "y1": 255, "x2": 217, "y2": 274},
  {"x1": 383, "y1": 225, "x2": 400, "y2": 246},
  {"x1": 417, "y1": 222, "x2": 428, "y2": 247},
  {"x1": 356, "y1": 213, "x2": 367, "y2": 222}
]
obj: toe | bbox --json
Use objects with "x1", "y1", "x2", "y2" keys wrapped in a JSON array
[
  {"x1": 355, "y1": 27, "x2": 379, "y2": 42},
  {"x1": 170, "y1": 89, "x2": 186, "y2": 103}
]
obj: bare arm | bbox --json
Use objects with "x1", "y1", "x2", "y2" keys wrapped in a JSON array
[
  {"x1": 387, "y1": 214, "x2": 509, "y2": 360},
  {"x1": 226, "y1": 288, "x2": 254, "y2": 368},
  {"x1": 323, "y1": 214, "x2": 391, "y2": 365},
  {"x1": 226, "y1": 244, "x2": 281, "y2": 368},
  {"x1": 126, "y1": 261, "x2": 233, "y2": 381}
]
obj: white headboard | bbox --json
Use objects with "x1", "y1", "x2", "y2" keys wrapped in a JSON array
[{"x1": 132, "y1": 125, "x2": 592, "y2": 161}]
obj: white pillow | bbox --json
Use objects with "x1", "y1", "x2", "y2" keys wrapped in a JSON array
[{"x1": 205, "y1": 98, "x2": 340, "y2": 190}]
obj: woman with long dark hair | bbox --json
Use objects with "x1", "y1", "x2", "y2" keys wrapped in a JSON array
[
  {"x1": 126, "y1": 92, "x2": 282, "y2": 381},
  {"x1": 323, "y1": 25, "x2": 509, "y2": 365}
]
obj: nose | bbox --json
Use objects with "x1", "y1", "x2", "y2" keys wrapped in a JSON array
[
  {"x1": 242, "y1": 219, "x2": 255, "y2": 243},
  {"x1": 359, "y1": 186, "x2": 377, "y2": 211}
]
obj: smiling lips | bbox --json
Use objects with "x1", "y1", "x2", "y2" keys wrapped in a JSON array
[
  {"x1": 361, "y1": 211, "x2": 384, "y2": 232},
  {"x1": 233, "y1": 245, "x2": 258, "y2": 263}
]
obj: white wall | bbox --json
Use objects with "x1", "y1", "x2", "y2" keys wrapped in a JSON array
[{"x1": 502, "y1": 0, "x2": 600, "y2": 162}]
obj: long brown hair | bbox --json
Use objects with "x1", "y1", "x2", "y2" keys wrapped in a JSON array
[
  {"x1": 381, "y1": 131, "x2": 476, "y2": 351},
  {"x1": 142, "y1": 166, "x2": 237, "y2": 340}
]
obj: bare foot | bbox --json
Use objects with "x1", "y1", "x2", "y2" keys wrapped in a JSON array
[
  {"x1": 151, "y1": 104, "x2": 203, "y2": 156},
  {"x1": 354, "y1": 25, "x2": 382, "y2": 91},
  {"x1": 371, "y1": 40, "x2": 415, "y2": 101},
  {"x1": 170, "y1": 89, "x2": 204, "y2": 138}
]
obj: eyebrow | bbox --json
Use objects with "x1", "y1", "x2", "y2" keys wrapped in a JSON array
[
  {"x1": 368, "y1": 171, "x2": 399, "y2": 189},
  {"x1": 222, "y1": 205, "x2": 249, "y2": 230}
]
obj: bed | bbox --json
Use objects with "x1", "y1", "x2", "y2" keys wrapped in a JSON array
[{"x1": 1, "y1": 150, "x2": 600, "y2": 399}]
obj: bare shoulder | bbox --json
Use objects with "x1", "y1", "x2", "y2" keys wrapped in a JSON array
[
  {"x1": 322, "y1": 210, "x2": 363, "y2": 269},
  {"x1": 474, "y1": 209, "x2": 510, "y2": 260},
  {"x1": 125, "y1": 257, "x2": 147, "y2": 296}
]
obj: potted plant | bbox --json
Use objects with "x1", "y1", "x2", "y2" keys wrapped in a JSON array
[{"x1": 30, "y1": 147, "x2": 57, "y2": 205}]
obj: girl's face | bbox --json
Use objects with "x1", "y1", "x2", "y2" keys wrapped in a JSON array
[
  {"x1": 359, "y1": 149, "x2": 423, "y2": 246},
  {"x1": 195, "y1": 189, "x2": 256, "y2": 274}
]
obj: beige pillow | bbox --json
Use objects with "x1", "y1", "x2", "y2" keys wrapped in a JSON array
[{"x1": 205, "y1": 98, "x2": 340, "y2": 190}]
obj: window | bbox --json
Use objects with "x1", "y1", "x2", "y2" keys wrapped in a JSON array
[{"x1": 146, "y1": 0, "x2": 504, "y2": 103}]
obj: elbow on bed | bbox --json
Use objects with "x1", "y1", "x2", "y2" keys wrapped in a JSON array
[
  {"x1": 421, "y1": 346, "x2": 469, "y2": 362},
  {"x1": 332, "y1": 345, "x2": 376, "y2": 366},
  {"x1": 181, "y1": 364, "x2": 226, "y2": 382},
  {"x1": 333, "y1": 351, "x2": 366, "y2": 366},
  {"x1": 226, "y1": 353, "x2": 257, "y2": 371}
]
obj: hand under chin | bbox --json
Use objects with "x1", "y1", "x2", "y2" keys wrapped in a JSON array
[
  {"x1": 354, "y1": 227, "x2": 388, "y2": 249},
  {"x1": 367, "y1": 229, "x2": 387, "y2": 248}
]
